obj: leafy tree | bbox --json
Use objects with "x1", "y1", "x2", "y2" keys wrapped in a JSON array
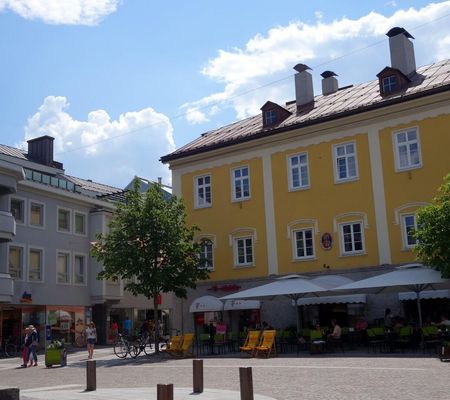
[
  {"x1": 415, "y1": 173, "x2": 450, "y2": 278},
  {"x1": 91, "y1": 180, "x2": 209, "y2": 352}
]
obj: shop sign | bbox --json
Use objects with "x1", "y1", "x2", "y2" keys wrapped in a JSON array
[
  {"x1": 320, "y1": 232, "x2": 333, "y2": 250},
  {"x1": 60, "y1": 321, "x2": 70, "y2": 332},
  {"x1": 19, "y1": 291, "x2": 32, "y2": 304},
  {"x1": 208, "y1": 284, "x2": 241, "y2": 292}
]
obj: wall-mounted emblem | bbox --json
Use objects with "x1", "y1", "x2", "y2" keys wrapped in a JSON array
[{"x1": 320, "y1": 232, "x2": 333, "y2": 250}]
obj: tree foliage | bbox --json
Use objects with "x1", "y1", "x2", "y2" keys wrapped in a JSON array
[
  {"x1": 414, "y1": 173, "x2": 450, "y2": 278},
  {"x1": 91, "y1": 180, "x2": 209, "y2": 350}
]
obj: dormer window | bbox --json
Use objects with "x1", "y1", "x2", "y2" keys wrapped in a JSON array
[
  {"x1": 382, "y1": 75, "x2": 397, "y2": 94},
  {"x1": 260, "y1": 101, "x2": 292, "y2": 128},
  {"x1": 264, "y1": 109, "x2": 277, "y2": 125}
]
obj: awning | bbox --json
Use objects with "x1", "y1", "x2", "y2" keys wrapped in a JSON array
[
  {"x1": 297, "y1": 294, "x2": 366, "y2": 306},
  {"x1": 398, "y1": 289, "x2": 450, "y2": 301},
  {"x1": 223, "y1": 299, "x2": 261, "y2": 311},
  {"x1": 189, "y1": 295, "x2": 223, "y2": 313}
]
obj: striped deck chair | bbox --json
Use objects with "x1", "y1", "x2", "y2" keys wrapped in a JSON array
[
  {"x1": 255, "y1": 330, "x2": 277, "y2": 358},
  {"x1": 162, "y1": 335, "x2": 183, "y2": 355},
  {"x1": 240, "y1": 330, "x2": 261, "y2": 357}
]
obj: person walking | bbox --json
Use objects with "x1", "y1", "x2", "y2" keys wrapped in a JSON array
[
  {"x1": 27, "y1": 325, "x2": 39, "y2": 367},
  {"x1": 21, "y1": 327, "x2": 31, "y2": 367},
  {"x1": 85, "y1": 322, "x2": 97, "y2": 359}
]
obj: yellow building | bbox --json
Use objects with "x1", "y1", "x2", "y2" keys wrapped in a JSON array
[{"x1": 162, "y1": 28, "x2": 450, "y2": 332}]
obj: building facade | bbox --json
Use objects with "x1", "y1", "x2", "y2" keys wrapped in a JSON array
[{"x1": 162, "y1": 28, "x2": 450, "y2": 333}]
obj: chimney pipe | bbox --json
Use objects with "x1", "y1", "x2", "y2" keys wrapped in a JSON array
[
  {"x1": 27, "y1": 135, "x2": 55, "y2": 167},
  {"x1": 294, "y1": 63, "x2": 314, "y2": 109},
  {"x1": 321, "y1": 71, "x2": 339, "y2": 95},
  {"x1": 386, "y1": 27, "x2": 416, "y2": 77}
]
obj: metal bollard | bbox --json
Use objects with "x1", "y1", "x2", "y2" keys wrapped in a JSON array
[
  {"x1": 86, "y1": 360, "x2": 96, "y2": 391},
  {"x1": 0, "y1": 388, "x2": 19, "y2": 400},
  {"x1": 157, "y1": 384, "x2": 174, "y2": 400},
  {"x1": 193, "y1": 359, "x2": 204, "y2": 393},
  {"x1": 239, "y1": 367, "x2": 254, "y2": 400}
]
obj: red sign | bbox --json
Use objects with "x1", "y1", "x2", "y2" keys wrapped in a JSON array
[{"x1": 208, "y1": 284, "x2": 241, "y2": 292}]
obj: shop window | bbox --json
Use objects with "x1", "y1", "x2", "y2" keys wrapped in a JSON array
[{"x1": 11, "y1": 198, "x2": 25, "y2": 224}]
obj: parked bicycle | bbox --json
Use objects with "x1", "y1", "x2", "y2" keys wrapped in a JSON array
[
  {"x1": 113, "y1": 333, "x2": 137, "y2": 359},
  {"x1": 1, "y1": 337, "x2": 17, "y2": 358},
  {"x1": 132, "y1": 333, "x2": 153, "y2": 357}
]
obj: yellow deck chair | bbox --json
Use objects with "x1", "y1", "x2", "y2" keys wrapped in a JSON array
[
  {"x1": 255, "y1": 330, "x2": 277, "y2": 358},
  {"x1": 163, "y1": 335, "x2": 183, "y2": 355},
  {"x1": 172, "y1": 333, "x2": 195, "y2": 358},
  {"x1": 240, "y1": 330, "x2": 261, "y2": 357}
]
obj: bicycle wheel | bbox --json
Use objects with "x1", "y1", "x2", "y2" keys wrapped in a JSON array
[
  {"x1": 114, "y1": 341, "x2": 128, "y2": 358},
  {"x1": 143, "y1": 341, "x2": 153, "y2": 355},
  {"x1": 129, "y1": 343, "x2": 139, "y2": 359},
  {"x1": 5, "y1": 343, "x2": 17, "y2": 358}
]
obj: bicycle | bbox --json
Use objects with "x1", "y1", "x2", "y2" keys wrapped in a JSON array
[
  {"x1": 113, "y1": 333, "x2": 137, "y2": 359},
  {"x1": 132, "y1": 333, "x2": 153, "y2": 357},
  {"x1": 1, "y1": 337, "x2": 17, "y2": 358}
]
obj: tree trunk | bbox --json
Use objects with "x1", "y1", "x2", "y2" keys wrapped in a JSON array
[{"x1": 153, "y1": 296, "x2": 160, "y2": 354}]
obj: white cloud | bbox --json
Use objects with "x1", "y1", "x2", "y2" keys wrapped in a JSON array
[
  {"x1": 0, "y1": 0, "x2": 119, "y2": 25},
  {"x1": 183, "y1": 1, "x2": 450, "y2": 122},
  {"x1": 185, "y1": 107, "x2": 209, "y2": 124},
  {"x1": 23, "y1": 96, "x2": 175, "y2": 188}
]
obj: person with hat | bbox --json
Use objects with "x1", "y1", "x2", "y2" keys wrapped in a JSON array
[{"x1": 27, "y1": 325, "x2": 39, "y2": 367}]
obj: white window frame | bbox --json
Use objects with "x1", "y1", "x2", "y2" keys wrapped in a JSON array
[
  {"x1": 288, "y1": 152, "x2": 310, "y2": 191},
  {"x1": 73, "y1": 252, "x2": 87, "y2": 286},
  {"x1": 57, "y1": 207, "x2": 72, "y2": 234},
  {"x1": 292, "y1": 228, "x2": 315, "y2": 260},
  {"x1": 231, "y1": 166, "x2": 251, "y2": 202},
  {"x1": 401, "y1": 213, "x2": 418, "y2": 249},
  {"x1": 194, "y1": 174, "x2": 212, "y2": 209},
  {"x1": 56, "y1": 250, "x2": 71, "y2": 285},
  {"x1": 7, "y1": 243, "x2": 25, "y2": 280},
  {"x1": 382, "y1": 75, "x2": 397, "y2": 94},
  {"x1": 10, "y1": 196, "x2": 26, "y2": 225},
  {"x1": 199, "y1": 241, "x2": 214, "y2": 271},
  {"x1": 233, "y1": 236, "x2": 254, "y2": 267},
  {"x1": 264, "y1": 109, "x2": 277, "y2": 125},
  {"x1": 393, "y1": 127, "x2": 422, "y2": 172},
  {"x1": 339, "y1": 221, "x2": 365, "y2": 256},
  {"x1": 73, "y1": 211, "x2": 87, "y2": 236},
  {"x1": 28, "y1": 246, "x2": 44, "y2": 282},
  {"x1": 28, "y1": 200, "x2": 45, "y2": 229},
  {"x1": 333, "y1": 141, "x2": 359, "y2": 183}
]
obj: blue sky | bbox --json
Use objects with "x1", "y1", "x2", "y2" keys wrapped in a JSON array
[{"x1": 1, "y1": 0, "x2": 450, "y2": 188}]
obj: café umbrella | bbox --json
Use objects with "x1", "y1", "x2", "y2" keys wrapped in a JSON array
[{"x1": 220, "y1": 275, "x2": 329, "y2": 333}]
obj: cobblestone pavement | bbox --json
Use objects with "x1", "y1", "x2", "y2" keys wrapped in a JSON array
[{"x1": 0, "y1": 347, "x2": 448, "y2": 400}]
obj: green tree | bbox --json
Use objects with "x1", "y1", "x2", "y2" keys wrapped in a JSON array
[
  {"x1": 415, "y1": 173, "x2": 450, "y2": 278},
  {"x1": 91, "y1": 180, "x2": 209, "y2": 352}
]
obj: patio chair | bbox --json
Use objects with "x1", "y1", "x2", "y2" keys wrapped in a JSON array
[
  {"x1": 162, "y1": 335, "x2": 183, "y2": 355},
  {"x1": 212, "y1": 333, "x2": 226, "y2": 355},
  {"x1": 366, "y1": 328, "x2": 386, "y2": 353},
  {"x1": 171, "y1": 333, "x2": 195, "y2": 358},
  {"x1": 421, "y1": 326, "x2": 441, "y2": 353},
  {"x1": 394, "y1": 326, "x2": 414, "y2": 352},
  {"x1": 255, "y1": 330, "x2": 277, "y2": 358},
  {"x1": 197, "y1": 333, "x2": 210, "y2": 355},
  {"x1": 239, "y1": 330, "x2": 261, "y2": 357},
  {"x1": 309, "y1": 329, "x2": 326, "y2": 354}
]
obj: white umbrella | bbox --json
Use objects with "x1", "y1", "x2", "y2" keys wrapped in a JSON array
[
  {"x1": 220, "y1": 275, "x2": 328, "y2": 333},
  {"x1": 189, "y1": 295, "x2": 224, "y2": 313},
  {"x1": 332, "y1": 264, "x2": 450, "y2": 327}
]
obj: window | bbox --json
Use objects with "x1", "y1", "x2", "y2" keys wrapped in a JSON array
[
  {"x1": 402, "y1": 214, "x2": 417, "y2": 248},
  {"x1": 288, "y1": 153, "x2": 309, "y2": 190},
  {"x1": 29, "y1": 201, "x2": 44, "y2": 228},
  {"x1": 394, "y1": 128, "x2": 421, "y2": 170},
  {"x1": 232, "y1": 166, "x2": 250, "y2": 201},
  {"x1": 334, "y1": 142, "x2": 358, "y2": 182},
  {"x1": 264, "y1": 109, "x2": 277, "y2": 125},
  {"x1": 382, "y1": 75, "x2": 397, "y2": 94},
  {"x1": 234, "y1": 237, "x2": 254, "y2": 266},
  {"x1": 29, "y1": 248, "x2": 43, "y2": 281},
  {"x1": 11, "y1": 198, "x2": 25, "y2": 224},
  {"x1": 74, "y1": 212, "x2": 86, "y2": 235},
  {"x1": 199, "y1": 241, "x2": 214, "y2": 270},
  {"x1": 57, "y1": 251, "x2": 70, "y2": 284},
  {"x1": 340, "y1": 222, "x2": 364, "y2": 255},
  {"x1": 293, "y1": 229, "x2": 314, "y2": 259},
  {"x1": 195, "y1": 175, "x2": 212, "y2": 208},
  {"x1": 57, "y1": 208, "x2": 71, "y2": 232},
  {"x1": 8, "y1": 245, "x2": 24, "y2": 279},
  {"x1": 74, "y1": 254, "x2": 86, "y2": 284}
]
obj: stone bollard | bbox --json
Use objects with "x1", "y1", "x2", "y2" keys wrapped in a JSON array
[
  {"x1": 86, "y1": 360, "x2": 96, "y2": 391},
  {"x1": 239, "y1": 367, "x2": 254, "y2": 400},
  {"x1": 0, "y1": 388, "x2": 20, "y2": 400},
  {"x1": 157, "y1": 384, "x2": 174, "y2": 400},
  {"x1": 193, "y1": 359, "x2": 204, "y2": 393}
]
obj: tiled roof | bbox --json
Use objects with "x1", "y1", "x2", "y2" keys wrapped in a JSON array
[
  {"x1": 63, "y1": 175, "x2": 123, "y2": 196},
  {"x1": 161, "y1": 59, "x2": 450, "y2": 162},
  {"x1": 0, "y1": 143, "x2": 27, "y2": 160}
]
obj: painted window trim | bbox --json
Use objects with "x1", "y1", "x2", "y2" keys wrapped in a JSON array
[
  {"x1": 56, "y1": 249, "x2": 72, "y2": 285},
  {"x1": 392, "y1": 126, "x2": 423, "y2": 172},
  {"x1": 231, "y1": 165, "x2": 251, "y2": 202},
  {"x1": 27, "y1": 246, "x2": 45, "y2": 283},
  {"x1": 7, "y1": 242, "x2": 25, "y2": 281},
  {"x1": 393, "y1": 202, "x2": 429, "y2": 225},
  {"x1": 233, "y1": 236, "x2": 255, "y2": 268},
  {"x1": 286, "y1": 219, "x2": 319, "y2": 239},
  {"x1": 292, "y1": 227, "x2": 316, "y2": 261},
  {"x1": 332, "y1": 141, "x2": 359, "y2": 184},
  {"x1": 287, "y1": 152, "x2": 311, "y2": 192},
  {"x1": 194, "y1": 173, "x2": 212, "y2": 209},
  {"x1": 338, "y1": 220, "x2": 366, "y2": 256},
  {"x1": 400, "y1": 213, "x2": 418, "y2": 250},
  {"x1": 57, "y1": 206, "x2": 72, "y2": 234},
  {"x1": 198, "y1": 239, "x2": 215, "y2": 271},
  {"x1": 73, "y1": 252, "x2": 88, "y2": 286},
  {"x1": 10, "y1": 196, "x2": 27, "y2": 226},
  {"x1": 73, "y1": 210, "x2": 88, "y2": 237},
  {"x1": 28, "y1": 200, "x2": 46, "y2": 230}
]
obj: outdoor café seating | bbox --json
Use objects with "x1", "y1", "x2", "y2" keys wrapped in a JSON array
[
  {"x1": 240, "y1": 330, "x2": 261, "y2": 357},
  {"x1": 255, "y1": 330, "x2": 277, "y2": 358}
]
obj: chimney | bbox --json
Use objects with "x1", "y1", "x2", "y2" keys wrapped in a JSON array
[
  {"x1": 321, "y1": 71, "x2": 339, "y2": 95},
  {"x1": 27, "y1": 135, "x2": 55, "y2": 167},
  {"x1": 387, "y1": 27, "x2": 416, "y2": 77},
  {"x1": 294, "y1": 64, "x2": 314, "y2": 108},
  {"x1": 158, "y1": 177, "x2": 162, "y2": 185}
]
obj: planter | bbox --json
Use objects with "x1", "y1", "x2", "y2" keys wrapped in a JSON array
[{"x1": 45, "y1": 348, "x2": 67, "y2": 367}]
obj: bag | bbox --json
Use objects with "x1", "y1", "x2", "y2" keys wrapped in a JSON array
[{"x1": 31, "y1": 331, "x2": 39, "y2": 346}]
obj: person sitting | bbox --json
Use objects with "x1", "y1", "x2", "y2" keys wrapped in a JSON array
[
  {"x1": 328, "y1": 319, "x2": 342, "y2": 340},
  {"x1": 356, "y1": 316, "x2": 368, "y2": 331}
]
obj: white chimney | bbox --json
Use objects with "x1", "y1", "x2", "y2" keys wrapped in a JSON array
[
  {"x1": 294, "y1": 64, "x2": 314, "y2": 108},
  {"x1": 387, "y1": 27, "x2": 416, "y2": 77},
  {"x1": 321, "y1": 71, "x2": 338, "y2": 95}
]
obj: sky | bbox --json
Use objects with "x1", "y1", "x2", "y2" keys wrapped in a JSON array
[{"x1": 1, "y1": 0, "x2": 450, "y2": 189}]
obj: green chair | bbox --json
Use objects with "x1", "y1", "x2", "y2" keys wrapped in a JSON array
[
  {"x1": 394, "y1": 326, "x2": 414, "y2": 352},
  {"x1": 366, "y1": 328, "x2": 386, "y2": 353}
]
